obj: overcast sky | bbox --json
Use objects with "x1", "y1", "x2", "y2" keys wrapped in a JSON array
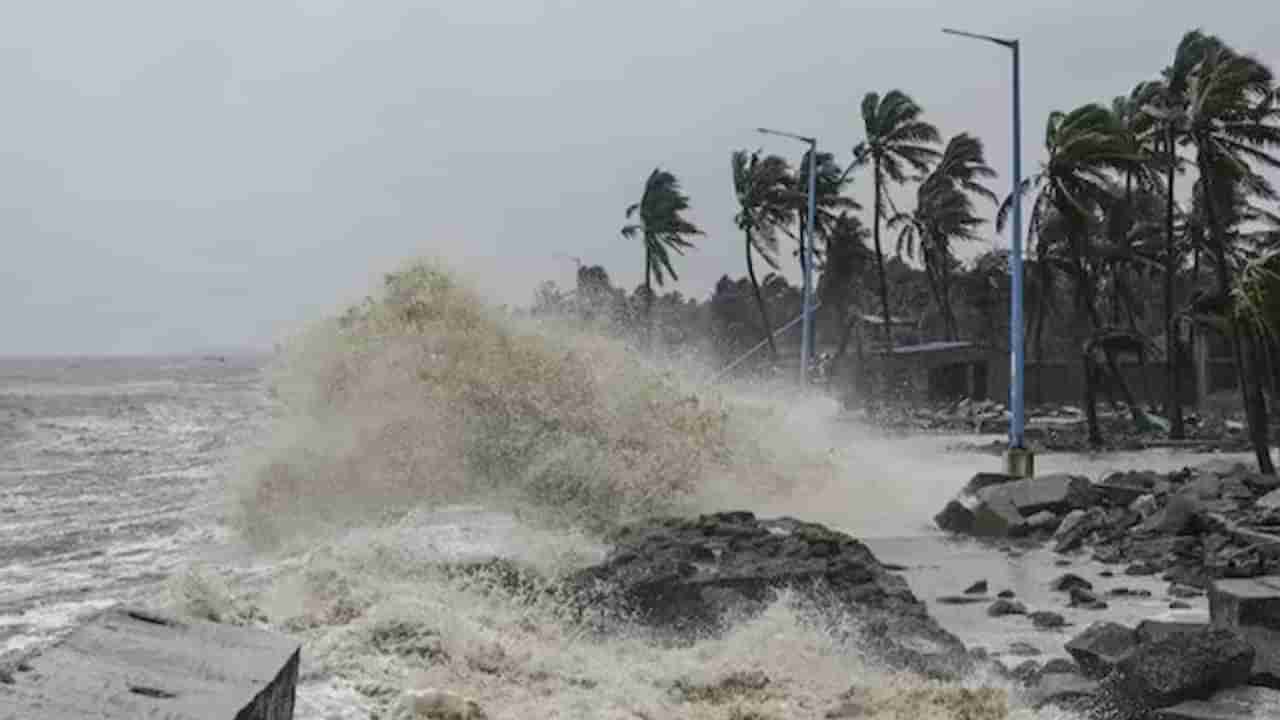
[{"x1": 2, "y1": 1, "x2": 1276, "y2": 355}]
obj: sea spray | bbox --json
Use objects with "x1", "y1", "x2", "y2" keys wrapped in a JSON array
[{"x1": 232, "y1": 259, "x2": 837, "y2": 548}]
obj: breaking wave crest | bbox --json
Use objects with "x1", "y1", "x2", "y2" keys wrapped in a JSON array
[{"x1": 232, "y1": 259, "x2": 837, "y2": 548}]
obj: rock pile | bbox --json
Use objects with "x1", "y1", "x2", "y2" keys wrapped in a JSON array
[
  {"x1": 1022, "y1": 597, "x2": 1280, "y2": 719},
  {"x1": 872, "y1": 400, "x2": 1250, "y2": 451},
  {"x1": 935, "y1": 461, "x2": 1280, "y2": 588}
]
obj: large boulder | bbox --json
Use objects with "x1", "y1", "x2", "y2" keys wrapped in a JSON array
[
  {"x1": 1054, "y1": 508, "x2": 1106, "y2": 553},
  {"x1": 971, "y1": 491, "x2": 1026, "y2": 537},
  {"x1": 933, "y1": 500, "x2": 975, "y2": 534},
  {"x1": 1099, "y1": 471, "x2": 1162, "y2": 506},
  {"x1": 1139, "y1": 494, "x2": 1205, "y2": 536},
  {"x1": 1102, "y1": 628, "x2": 1254, "y2": 714},
  {"x1": 568, "y1": 512, "x2": 967, "y2": 676},
  {"x1": 1065, "y1": 622, "x2": 1139, "y2": 679}
]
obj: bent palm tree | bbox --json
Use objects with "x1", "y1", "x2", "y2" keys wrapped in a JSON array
[
  {"x1": 892, "y1": 133, "x2": 997, "y2": 339},
  {"x1": 1143, "y1": 30, "x2": 1219, "y2": 439},
  {"x1": 731, "y1": 150, "x2": 795, "y2": 358},
  {"x1": 1181, "y1": 39, "x2": 1280, "y2": 472},
  {"x1": 621, "y1": 168, "x2": 702, "y2": 331},
  {"x1": 855, "y1": 90, "x2": 941, "y2": 389},
  {"x1": 999, "y1": 103, "x2": 1149, "y2": 445}
]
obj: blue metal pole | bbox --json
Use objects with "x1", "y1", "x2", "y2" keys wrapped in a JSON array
[
  {"x1": 1010, "y1": 40, "x2": 1025, "y2": 449},
  {"x1": 802, "y1": 141, "x2": 817, "y2": 385}
]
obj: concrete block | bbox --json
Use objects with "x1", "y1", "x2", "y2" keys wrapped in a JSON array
[
  {"x1": 1210, "y1": 576, "x2": 1280, "y2": 685},
  {"x1": 0, "y1": 606, "x2": 299, "y2": 719},
  {"x1": 979, "y1": 473, "x2": 1094, "y2": 519}
]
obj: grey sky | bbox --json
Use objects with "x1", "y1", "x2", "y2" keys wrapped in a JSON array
[{"x1": 2, "y1": 1, "x2": 1276, "y2": 354}]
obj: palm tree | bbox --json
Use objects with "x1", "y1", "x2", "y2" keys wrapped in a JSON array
[
  {"x1": 731, "y1": 150, "x2": 795, "y2": 358},
  {"x1": 1181, "y1": 38, "x2": 1280, "y2": 472},
  {"x1": 855, "y1": 90, "x2": 941, "y2": 378},
  {"x1": 1143, "y1": 30, "x2": 1219, "y2": 439},
  {"x1": 621, "y1": 168, "x2": 702, "y2": 333},
  {"x1": 891, "y1": 133, "x2": 997, "y2": 339},
  {"x1": 999, "y1": 103, "x2": 1149, "y2": 445}
]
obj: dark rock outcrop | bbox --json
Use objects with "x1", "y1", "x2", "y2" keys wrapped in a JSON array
[
  {"x1": 1065, "y1": 622, "x2": 1139, "y2": 679},
  {"x1": 1101, "y1": 628, "x2": 1254, "y2": 715},
  {"x1": 568, "y1": 512, "x2": 968, "y2": 677}
]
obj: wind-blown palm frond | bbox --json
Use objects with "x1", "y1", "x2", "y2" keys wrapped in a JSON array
[
  {"x1": 622, "y1": 168, "x2": 702, "y2": 322},
  {"x1": 858, "y1": 89, "x2": 942, "y2": 358}
]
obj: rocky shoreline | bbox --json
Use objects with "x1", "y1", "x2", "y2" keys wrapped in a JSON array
[{"x1": 932, "y1": 459, "x2": 1280, "y2": 717}]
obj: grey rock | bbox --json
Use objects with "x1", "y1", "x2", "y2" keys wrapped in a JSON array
[
  {"x1": 1051, "y1": 573, "x2": 1094, "y2": 592},
  {"x1": 1139, "y1": 494, "x2": 1204, "y2": 536},
  {"x1": 1065, "y1": 621, "x2": 1139, "y2": 679},
  {"x1": 1007, "y1": 641, "x2": 1042, "y2": 657},
  {"x1": 1031, "y1": 611, "x2": 1067, "y2": 630},
  {"x1": 934, "y1": 500, "x2": 976, "y2": 534},
  {"x1": 987, "y1": 599, "x2": 1027, "y2": 617},
  {"x1": 1132, "y1": 493, "x2": 1160, "y2": 518},
  {"x1": 568, "y1": 512, "x2": 968, "y2": 678},
  {"x1": 1025, "y1": 510, "x2": 1061, "y2": 532},
  {"x1": 1170, "y1": 584, "x2": 1204, "y2": 599},
  {"x1": 1028, "y1": 672, "x2": 1102, "y2": 710},
  {"x1": 1043, "y1": 658, "x2": 1079, "y2": 675},
  {"x1": 1106, "y1": 628, "x2": 1255, "y2": 712},
  {"x1": 964, "y1": 580, "x2": 988, "y2": 595}
]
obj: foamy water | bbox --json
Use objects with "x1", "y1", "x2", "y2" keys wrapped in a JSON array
[{"x1": 1, "y1": 268, "x2": 1258, "y2": 719}]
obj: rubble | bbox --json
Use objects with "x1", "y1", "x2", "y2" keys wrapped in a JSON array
[
  {"x1": 935, "y1": 461, "x2": 1280, "y2": 593},
  {"x1": 872, "y1": 400, "x2": 1253, "y2": 455}
]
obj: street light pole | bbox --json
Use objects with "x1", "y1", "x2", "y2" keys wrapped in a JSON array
[
  {"x1": 943, "y1": 28, "x2": 1033, "y2": 478},
  {"x1": 758, "y1": 127, "x2": 818, "y2": 386}
]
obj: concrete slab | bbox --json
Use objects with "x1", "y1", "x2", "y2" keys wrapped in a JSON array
[
  {"x1": 1210, "y1": 577, "x2": 1280, "y2": 685},
  {"x1": 0, "y1": 606, "x2": 299, "y2": 719}
]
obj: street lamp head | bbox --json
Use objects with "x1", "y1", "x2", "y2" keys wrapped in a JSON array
[
  {"x1": 942, "y1": 27, "x2": 1016, "y2": 48},
  {"x1": 757, "y1": 127, "x2": 816, "y2": 145}
]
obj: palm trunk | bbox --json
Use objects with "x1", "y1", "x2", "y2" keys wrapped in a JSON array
[
  {"x1": 1074, "y1": 249, "x2": 1104, "y2": 447},
  {"x1": 939, "y1": 264, "x2": 958, "y2": 342},
  {"x1": 921, "y1": 248, "x2": 950, "y2": 341},
  {"x1": 1201, "y1": 154, "x2": 1274, "y2": 473},
  {"x1": 1032, "y1": 263, "x2": 1051, "y2": 405},
  {"x1": 1165, "y1": 127, "x2": 1186, "y2": 438},
  {"x1": 872, "y1": 161, "x2": 894, "y2": 396},
  {"x1": 644, "y1": 248, "x2": 654, "y2": 344},
  {"x1": 745, "y1": 231, "x2": 778, "y2": 360}
]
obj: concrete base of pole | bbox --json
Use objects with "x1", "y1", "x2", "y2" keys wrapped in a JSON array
[{"x1": 1004, "y1": 447, "x2": 1035, "y2": 479}]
